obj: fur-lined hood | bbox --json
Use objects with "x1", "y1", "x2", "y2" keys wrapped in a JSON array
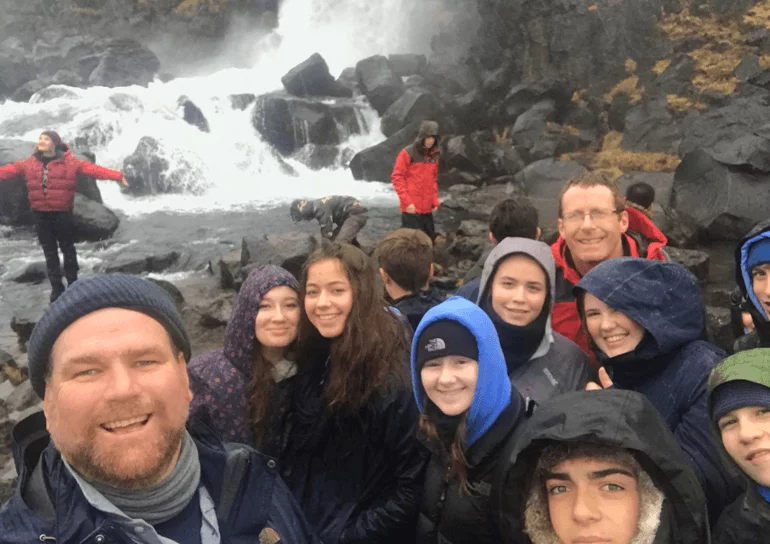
[{"x1": 496, "y1": 389, "x2": 709, "y2": 544}]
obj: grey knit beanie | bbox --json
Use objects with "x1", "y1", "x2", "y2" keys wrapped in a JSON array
[{"x1": 28, "y1": 274, "x2": 191, "y2": 398}]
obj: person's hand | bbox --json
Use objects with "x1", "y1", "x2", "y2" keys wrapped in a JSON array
[
  {"x1": 433, "y1": 203, "x2": 440, "y2": 211},
  {"x1": 120, "y1": 176, "x2": 129, "y2": 187},
  {"x1": 586, "y1": 367, "x2": 614, "y2": 391},
  {"x1": 405, "y1": 204, "x2": 416, "y2": 214}
]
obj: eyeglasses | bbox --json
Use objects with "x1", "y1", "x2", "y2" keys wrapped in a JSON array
[{"x1": 561, "y1": 208, "x2": 622, "y2": 225}]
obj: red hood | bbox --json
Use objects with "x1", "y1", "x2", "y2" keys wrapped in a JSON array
[{"x1": 552, "y1": 207, "x2": 668, "y2": 285}]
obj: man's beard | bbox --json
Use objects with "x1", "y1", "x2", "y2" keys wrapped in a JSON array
[{"x1": 59, "y1": 425, "x2": 186, "y2": 491}]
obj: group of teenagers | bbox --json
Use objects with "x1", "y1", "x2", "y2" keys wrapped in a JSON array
[
  {"x1": 3, "y1": 164, "x2": 770, "y2": 544},
  {"x1": 3, "y1": 124, "x2": 770, "y2": 544}
]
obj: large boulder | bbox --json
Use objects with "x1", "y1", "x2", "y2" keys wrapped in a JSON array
[
  {"x1": 0, "y1": 54, "x2": 36, "y2": 100},
  {"x1": 241, "y1": 233, "x2": 320, "y2": 279},
  {"x1": 709, "y1": 134, "x2": 770, "y2": 172},
  {"x1": 680, "y1": 98, "x2": 770, "y2": 156},
  {"x1": 178, "y1": 96, "x2": 210, "y2": 133},
  {"x1": 281, "y1": 53, "x2": 351, "y2": 98},
  {"x1": 355, "y1": 55, "x2": 405, "y2": 115},
  {"x1": 72, "y1": 194, "x2": 120, "y2": 242},
  {"x1": 388, "y1": 54, "x2": 427, "y2": 77},
  {"x1": 666, "y1": 247, "x2": 711, "y2": 284},
  {"x1": 380, "y1": 89, "x2": 442, "y2": 138},
  {"x1": 10, "y1": 261, "x2": 47, "y2": 284},
  {"x1": 87, "y1": 39, "x2": 160, "y2": 88},
  {"x1": 0, "y1": 140, "x2": 34, "y2": 226},
  {"x1": 651, "y1": 205, "x2": 702, "y2": 249},
  {"x1": 442, "y1": 183, "x2": 525, "y2": 220},
  {"x1": 252, "y1": 92, "x2": 363, "y2": 156},
  {"x1": 623, "y1": 99, "x2": 683, "y2": 154},
  {"x1": 514, "y1": 159, "x2": 587, "y2": 199},
  {"x1": 350, "y1": 121, "x2": 419, "y2": 182},
  {"x1": 103, "y1": 251, "x2": 180, "y2": 274},
  {"x1": 498, "y1": 79, "x2": 574, "y2": 125},
  {"x1": 122, "y1": 136, "x2": 207, "y2": 196},
  {"x1": 673, "y1": 148, "x2": 770, "y2": 240},
  {"x1": 474, "y1": 0, "x2": 666, "y2": 93},
  {"x1": 443, "y1": 135, "x2": 484, "y2": 174}
]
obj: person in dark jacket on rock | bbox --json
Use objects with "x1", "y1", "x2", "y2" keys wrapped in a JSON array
[
  {"x1": 575, "y1": 257, "x2": 742, "y2": 522},
  {"x1": 412, "y1": 296, "x2": 526, "y2": 544},
  {"x1": 188, "y1": 265, "x2": 300, "y2": 455},
  {"x1": 0, "y1": 274, "x2": 317, "y2": 544},
  {"x1": 498, "y1": 389, "x2": 709, "y2": 544},
  {"x1": 391, "y1": 120, "x2": 440, "y2": 241},
  {"x1": 734, "y1": 219, "x2": 770, "y2": 350},
  {"x1": 708, "y1": 348, "x2": 770, "y2": 543},
  {"x1": 0, "y1": 131, "x2": 128, "y2": 302},
  {"x1": 456, "y1": 196, "x2": 541, "y2": 303},
  {"x1": 290, "y1": 195, "x2": 368, "y2": 246},
  {"x1": 281, "y1": 241, "x2": 428, "y2": 544},
  {"x1": 375, "y1": 228, "x2": 445, "y2": 331},
  {"x1": 552, "y1": 172, "x2": 668, "y2": 358},
  {"x1": 477, "y1": 237, "x2": 590, "y2": 407}
]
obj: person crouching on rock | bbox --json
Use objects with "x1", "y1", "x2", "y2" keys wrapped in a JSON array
[
  {"x1": 391, "y1": 120, "x2": 441, "y2": 242},
  {"x1": 0, "y1": 131, "x2": 128, "y2": 302},
  {"x1": 290, "y1": 195, "x2": 368, "y2": 246}
]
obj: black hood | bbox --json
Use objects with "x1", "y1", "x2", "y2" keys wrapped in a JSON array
[{"x1": 496, "y1": 389, "x2": 708, "y2": 544}]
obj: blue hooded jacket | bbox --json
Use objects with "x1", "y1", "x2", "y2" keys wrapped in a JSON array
[
  {"x1": 411, "y1": 296, "x2": 512, "y2": 448},
  {"x1": 735, "y1": 219, "x2": 770, "y2": 349},
  {"x1": 411, "y1": 297, "x2": 524, "y2": 544},
  {"x1": 575, "y1": 257, "x2": 741, "y2": 522}
]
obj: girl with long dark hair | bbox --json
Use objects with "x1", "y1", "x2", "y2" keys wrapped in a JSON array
[{"x1": 282, "y1": 241, "x2": 427, "y2": 544}]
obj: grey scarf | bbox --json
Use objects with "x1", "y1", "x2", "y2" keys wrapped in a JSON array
[{"x1": 85, "y1": 431, "x2": 201, "y2": 525}]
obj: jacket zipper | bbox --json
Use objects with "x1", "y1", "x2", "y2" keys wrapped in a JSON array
[{"x1": 39, "y1": 536, "x2": 56, "y2": 542}]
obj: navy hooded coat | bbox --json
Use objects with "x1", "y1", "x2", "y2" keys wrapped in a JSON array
[{"x1": 575, "y1": 257, "x2": 742, "y2": 522}]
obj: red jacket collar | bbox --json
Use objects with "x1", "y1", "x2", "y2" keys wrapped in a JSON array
[{"x1": 551, "y1": 207, "x2": 668, "y2": 285}]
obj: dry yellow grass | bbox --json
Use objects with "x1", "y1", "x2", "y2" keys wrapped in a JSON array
[
  {"x1": 604, "y1": 75, "x2": 643, "y2": 104},
  {"x1": 745, "y1": 1, "x2": 770, "y2": 28},
  {"x1": 652, "y1": 59, "x2": 672, "y2": 76},
  {"x1": 174, "y1": 0, "x2": 227, "y2": 16},
  {"x1": 560, "y1": 131, "x2": 681, "y2": 173},
  {"x1": 572, "y1": 89, "x2": 589, "y2": 108},
  {"x1": 666, "y1": 94, "x2": 708, "y2": 113},
  {"x1": 661, "y1": 8, "x2": 750, "y2": 94}
]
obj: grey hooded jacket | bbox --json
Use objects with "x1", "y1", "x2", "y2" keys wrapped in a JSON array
[{"x1": 477, "y1": 237, "x2": 591, "y2": 407}]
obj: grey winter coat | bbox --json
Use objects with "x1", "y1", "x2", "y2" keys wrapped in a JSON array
[{"x1": 477, "y1": 237, "x2": 590, "y2": 406}]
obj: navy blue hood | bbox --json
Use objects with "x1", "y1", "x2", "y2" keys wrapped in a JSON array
[
  {"x1": 575, "y1": 258, "x2": 706, "y2": 357},
  {"x1": 736, "y1": 219, "x2": 770, "y2": 322}
]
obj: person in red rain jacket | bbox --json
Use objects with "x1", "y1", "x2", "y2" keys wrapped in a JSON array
[
  {"x1": 551, "y1": 172, "x2": 668, "y2": 363},
  {"x1": 0, "y1": 131, "x2": 128, "y2": 302},
  {"x1": 391, "y1": 120, "x2": 440, "y2": 241}
]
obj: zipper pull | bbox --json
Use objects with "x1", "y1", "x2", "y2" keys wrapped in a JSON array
[{"x1": 39, "y1": 536, "x2": 56, "y2": 542}]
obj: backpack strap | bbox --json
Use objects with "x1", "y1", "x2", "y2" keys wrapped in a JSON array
[{"x1": 216, "y1": 443, "x2": 251, "y2": 522}]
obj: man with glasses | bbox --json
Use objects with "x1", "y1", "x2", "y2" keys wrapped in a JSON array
[{"x1": 551, "y1": 172, "x2": 668, "y2": 357}]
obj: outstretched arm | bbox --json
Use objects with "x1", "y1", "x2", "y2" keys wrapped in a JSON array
[
  {"x1": 0, "y1": 162, "x2": 23, "y2": 182},
  {"x1": 76, "y1": 159, "x2": 124, "y2": 182}
]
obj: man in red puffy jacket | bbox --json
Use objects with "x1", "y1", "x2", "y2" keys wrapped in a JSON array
[
  {"x1": 0, "y1": 131, "x2": 128, "y2": 302},
  {"x1": 391, "y1": 120, "x2": 440, "y2": 241},
  {"x1": 552, "y1": 171, "x2": 668, "y2": 362}
]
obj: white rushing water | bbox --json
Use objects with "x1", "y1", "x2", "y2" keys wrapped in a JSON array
[{"x1": 0, "y1": 0, "x2": 461, "y2": 216}]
